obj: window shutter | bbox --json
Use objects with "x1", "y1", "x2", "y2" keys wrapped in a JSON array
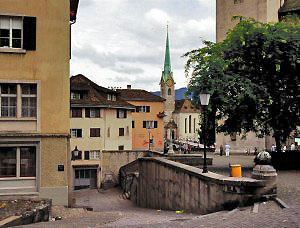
[
  {"x1": 78, "y1": 151, "x2": 82, "y2": 160},
  {"x1": 78, "y1": 129, "x2": 82, "y2": 137},
  {"x1": 117, "y1": 110, "x2": 119, "y2": 118},
  {"x1": 146, "y1": 106, "x2": 150, "y2": 112},
  {"x1": 23, "y1": 17, "x2": 36, "y2": 50},
  {"x1": 84, "y1": 151, "x2": 90, "y2": 160},
  {"x1": 85, "y1": 108, "x2": 90, "y2": 118},
  {"x1": 143, "y1": 121, "x2": 146, "y2": 128},
  {"x1": 95, "y1": 108, "x2": 100, "y2": 118},
  {"x1": 154, "y1": 121, "x2": 158, "y2": 128},
  {"x1": 124, "y1": 110, "x2": 127, "y2": 118}
]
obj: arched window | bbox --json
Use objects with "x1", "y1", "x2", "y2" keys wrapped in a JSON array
[
  {"x1": 189, "y1": 115, "x2": 192, "y2": 133},
  {"x1": 168, "y1": 88, "x2": 171, "y2": 95}
]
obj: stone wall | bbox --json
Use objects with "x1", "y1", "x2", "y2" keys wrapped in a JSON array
[
  {"x1": 133, "y1": 157, "x2": 275, "y2": 214},
  {"x1": 100, "y1": 150, "x2": 147, "y2": 185}
]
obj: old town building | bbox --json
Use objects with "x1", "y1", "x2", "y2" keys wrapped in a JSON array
[{"x1": 0, "y1": 0, "x2": 77, "y2": 205}]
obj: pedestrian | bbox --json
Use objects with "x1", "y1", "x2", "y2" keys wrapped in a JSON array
[
  {"x1": 220, "y1": 145, "x2": 224, "y2": 156},
  {"x1": 246, "y1": 148, "x2": 250, "y2": 155},
  {"x1": 254, "y1": 147, "x2": 258, "y2": 155},
  {"x1": 282, "y1": 145, "x2": 287, "y2": 152},
  {"x1": 271, "y1": 144, "x2": 276, "y2": 152},
  {"x1": 225, "y1": 143, "x2": 230, "y2": 157},
  {"x1": 290, "y1": 143, "x2": 295, "y2": 151}
]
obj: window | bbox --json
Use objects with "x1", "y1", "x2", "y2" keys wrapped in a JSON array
[
  {"x1": 119, "y1": 128, "x2": 125, "y2": 136},
  {"x1": 21, "y1": 84, "x2": 37, "y2": 117},
  {"x1": 0, "y1": 84, "x2": 16, "y2": 117},
  {"x1": 117, "y1": 109, "x2": 127, "y2": 118},
  {"x1": 89, "y1": 150, "x2": 100, "y2": 160},
  {"x1": 118, "y1": 145, "x2": 124, "y2": 150},
  {"x1": 0, "y1": 146, "x2": 36, "y2": 178},
  {"x1": 107, "y1": 94, "x2": 112, "y2": 100},
  {"x1": 132, "y1": 121, "x2": 135, "y2": 128},
  {"x1": 168, "y1": 88, "x2": 171, "y2": 96},
  {"x1": 185, "y1": 118, "x2": 187, "y2": 133},
  {"x1": 189, "y1": 115, "x2": 192, "y2": 134},
  {"x1": 90, "y1": 128, "x2": 100, "y2": 137},
  {"x1": 70, "y1": 129, "x2": 82, "y2": 138},
  {"x1": 85, "y1": 108, "x2": 101, "y2": 118},
  {"x1": 0, "y1": 83, "x2": 37, "y2": 118},
  {"x1": 71, "y1": 108, "x2": 82, "y2": 118},
  {"x1": 136, "y1": 106, "x2": 150, "y2": 113},
  {"x1": 194, "y1": 118, "x2": 196, "y2": 133},
  {"x1": 143, "y1": 121, "x2": 158, "y2": 129},
  {"x1": 112, "y1": 95, "x2": 116, "y2": 101},
  {"x1": 0, "y1": 15, "x2": 36, "y2": 51},
  {"x1": 71, "y1": 92, "x2": 83, "y2": 100}
]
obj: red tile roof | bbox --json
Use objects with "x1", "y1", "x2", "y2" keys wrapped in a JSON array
[
  {"x1": 70, "y1": 74, "x2": 135, "y2": 109},
  {"x1": 117, "y1": 89, "x2": 165, "y2": 102},
  {"x1": 174, "y1": 99, "x2": 200, "y2": 113}
]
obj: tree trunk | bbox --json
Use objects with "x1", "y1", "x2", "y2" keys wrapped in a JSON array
[{"x1": 274, "y1": 131, "x2": 282, "y2": 153}]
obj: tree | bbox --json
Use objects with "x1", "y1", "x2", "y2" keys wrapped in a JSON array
[{"x1": 184, "y1": 18, "x2": 300, "y2": 151}]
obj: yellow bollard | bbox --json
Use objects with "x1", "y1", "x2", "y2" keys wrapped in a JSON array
[{"x1": 231, "y1": 164, "x2": 242, "y2": 177}]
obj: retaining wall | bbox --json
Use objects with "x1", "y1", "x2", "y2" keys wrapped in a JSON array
[{"x1": 133, "y1": 157, "x2": 275, "y2": 214}]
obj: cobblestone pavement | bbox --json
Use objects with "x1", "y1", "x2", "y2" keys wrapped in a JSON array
[{"x1": 21, "y1": 154, "x2": 300, "y2": 228}]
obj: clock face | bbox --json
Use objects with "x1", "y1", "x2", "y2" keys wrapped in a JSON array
[{"x1": 166, "y1": 79, "x2": 172, "y2": 87}]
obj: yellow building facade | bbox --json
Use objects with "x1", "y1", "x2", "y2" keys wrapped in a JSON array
[
  {"x1": 0, "y1": 0, "x2": 71, "y2": 205},
  {"x1": 118, "y1": 88, "x2": 165, "y2": 152},
  {"x1": 216, "y1": 0, "x2": 284, "y2": 42}
]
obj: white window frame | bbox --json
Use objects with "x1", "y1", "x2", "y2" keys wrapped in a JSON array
[
  {"x1": 0, "y1": 16, "x2": 23, "y2": 49},
  {"x1": 112, "y1": 95, "x2": 116, "y2": 101},
  {"x1": 71, "y1": 92, "x2": 82, "y2": 100},
  {"x1": 0, "y1": 84, "x2": 17, "y2": 117},
  {"x1": 145, "y1": 121, "x2": 155, "y2": 129},
  {"x1": 89, "y1": 150, "x2": 100, "y2": 160},
  {"x1": 70, "y1": 129, "x2": 82, "y2": 138},
  {"x1": 21, "y1": 84, "x2": 37, "y2": 118},
  {"x1": 107, "y1": 94, "x2": 112, "y2": 101}
]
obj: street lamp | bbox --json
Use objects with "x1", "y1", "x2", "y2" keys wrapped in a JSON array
[
  {"x1": 199, "y1": 90, "x2": 210, "y2": 173},
  {"x1": 72, "y1": 146, "x2": 79, "y2": 160},
  {"x1": 147, "y1": 126, "x2": 151, "y2": 151}
]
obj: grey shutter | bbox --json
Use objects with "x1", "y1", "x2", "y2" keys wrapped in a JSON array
[{"x1": 23, "y1": 17, "x2": 36, "y2": 50}]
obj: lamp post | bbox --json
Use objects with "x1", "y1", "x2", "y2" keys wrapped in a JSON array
[
  {"x1": 199, "y1": 90, "x2": 210, "y2": 173},
  {"x1": 147, "y1": 127, "x2": 151, "y2": 151},
  {"x1": 72, "y1": 146, "x2": 79, "y2": 160}
]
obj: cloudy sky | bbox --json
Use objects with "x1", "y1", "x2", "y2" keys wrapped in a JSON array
[{"x1": 70, "y1": 0, "x2": 216, "y2": 92}]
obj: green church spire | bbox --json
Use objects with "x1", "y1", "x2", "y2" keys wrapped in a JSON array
[{"x1": 162, "y1": 25, "x2": 173, "y2": 82}]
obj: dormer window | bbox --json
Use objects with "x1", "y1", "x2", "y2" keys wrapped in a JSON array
[
  {"x1": 107, "y1": 94, "x2": 112, "y2": 101},
  {"x1": 71, "y1": 92, "x2": 83, "y2": 100},
  {"x1": 112, "y1": 95, "x2": 116, "y2": 101}
]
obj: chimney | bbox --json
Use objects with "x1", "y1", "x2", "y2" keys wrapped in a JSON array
[{"x1": 127, "y1": 85, "x2": 131, "y2": 89}]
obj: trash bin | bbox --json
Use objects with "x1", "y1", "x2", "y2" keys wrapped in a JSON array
[{"x1": 231, "y1": 164, "x2": 242, "y2": 177}]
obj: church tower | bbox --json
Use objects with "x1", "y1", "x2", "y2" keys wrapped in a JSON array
[{"x1": 160, "y1": 27, "x2": 175, "y2": 132}]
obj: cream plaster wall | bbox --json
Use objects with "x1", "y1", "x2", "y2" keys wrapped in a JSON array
[{"x1": 173, "y1": 113, "x2": 200, "y2": 141}]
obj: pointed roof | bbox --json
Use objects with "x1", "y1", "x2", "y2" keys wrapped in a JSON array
[{"x1": 162, "y1": 26, "x2": 173, "y2": 83}]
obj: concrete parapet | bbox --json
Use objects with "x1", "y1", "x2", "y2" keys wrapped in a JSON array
[{"x1": 132, "y1": 157, "x2": 275, "y2": 214}]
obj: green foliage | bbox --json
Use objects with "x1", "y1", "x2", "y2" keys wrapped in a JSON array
[{"x1": 184, "y1": 18, "x2": 300, "y2": 150}]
